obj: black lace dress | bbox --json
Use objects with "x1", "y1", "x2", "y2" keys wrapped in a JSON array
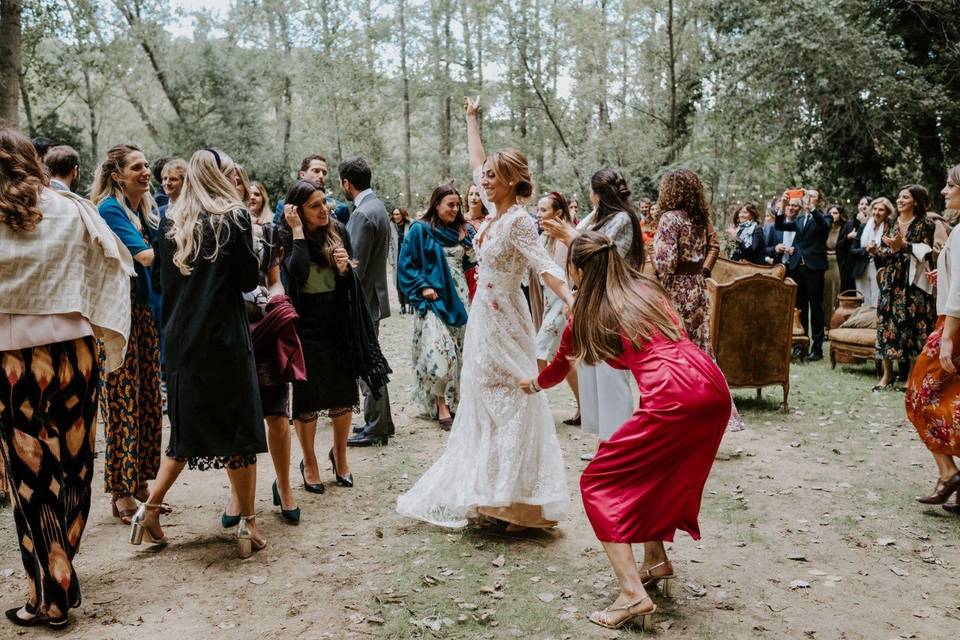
[{"x1": 156, "y1": 210, "x2": 268, "y2": 469}]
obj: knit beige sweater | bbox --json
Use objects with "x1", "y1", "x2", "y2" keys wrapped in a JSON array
[{"x1": 0, "y1": 188, "x2": 135, "y2": 370}]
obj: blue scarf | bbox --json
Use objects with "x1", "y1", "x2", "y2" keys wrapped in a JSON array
[{"x1": 397, "y1": 221, "x2": 475, "y2": 327}]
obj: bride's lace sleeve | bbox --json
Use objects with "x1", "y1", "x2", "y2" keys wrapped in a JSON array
[
  {"x1": 472, "y1": 167, "x2": 497, "y2": 217},
  {"x1": 510, "y1": 212, "x2": 565, "y2": 281}
]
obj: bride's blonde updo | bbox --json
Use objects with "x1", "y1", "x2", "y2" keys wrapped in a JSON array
[{"x1": 488, "y1": 148, "x2": 534, "y2": 201}]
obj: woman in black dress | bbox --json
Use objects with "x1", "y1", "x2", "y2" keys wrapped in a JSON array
[
  {"x1": 131, "y1": 148, "x2": 268, "y2": 557},
  {"x1": 282, "y1": 180, "x2": 390, "y2": 491}
]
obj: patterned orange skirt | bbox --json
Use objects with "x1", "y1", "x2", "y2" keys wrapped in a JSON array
[{"x1": 905, "y1": 317, "x2": 960, "y2": 456}]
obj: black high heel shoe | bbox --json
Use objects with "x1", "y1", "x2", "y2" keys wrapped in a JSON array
[
  {"x1": 329, "y1": 449, "x2": 354, "y2": 487},
  {"x1": 300, "y1": 460, "x2": 325, "y2": 494},
  {"x1": 272, "y1": 481, "x2": 301, "y2": 523},
  {"x1": 5, "y1": 604, "x2": 42, "y2": 627}
]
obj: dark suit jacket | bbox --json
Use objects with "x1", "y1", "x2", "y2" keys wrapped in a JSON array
[
  {"x1": 346, "y1": 191, "x2": 391, "y2": 322},
  {"x1": 731, "y1": 225, "x2": 765, "y2": 264},
  {"x1": 835, "y1": 219, "x2": 860, "y2": 280},
  {"x1": 848, "y1": 223, "x2": 886, "y2": 279},
  {"x1": 774, "y1": 209, "x2": 830, "y2": 271},
  {"x1": 765, "y1": 226, "x2": 785, "y2": 263}
]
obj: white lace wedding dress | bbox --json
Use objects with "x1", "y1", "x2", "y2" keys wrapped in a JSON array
[{"x1": 396, "y1": 205, "x2": 570, "y2": 528}]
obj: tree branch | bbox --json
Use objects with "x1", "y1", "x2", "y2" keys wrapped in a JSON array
[{"x1": 516, "y1": 45, "x2": 582, "y2": 184}]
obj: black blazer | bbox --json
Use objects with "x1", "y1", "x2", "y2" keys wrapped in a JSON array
[
  {"x1": 730, "y1": 225, "x2": 766, "y2": 264},
  {"x1": 774, "y1": 208, "x2": 831, "y2": 271},
  {"x1": 848, "y1": 223, "x2": 886, "y2": 279},
  {"x1": 835, "y1": 219, "x2": 859, "y2": 269},
  {"x1": 765, "y1": 226, "x2": 785, "y2": 263}
]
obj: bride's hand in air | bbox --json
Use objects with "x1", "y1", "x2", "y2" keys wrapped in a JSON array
[
  {"x1": 463, "y1": 96, "x2": 480, "y2": 118},
  {"x1": 519, "y1": 379, "x2": 536, "y2": 395}
]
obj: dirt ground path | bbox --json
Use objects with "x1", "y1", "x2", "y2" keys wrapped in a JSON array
[{"x1": 2, "y1": 304, "x2": 959, "y2": 639}]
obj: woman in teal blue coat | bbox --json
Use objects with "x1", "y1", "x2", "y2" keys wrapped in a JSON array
[{"x1": 398, "y1": 185, "x2": 475, "y2": 429}]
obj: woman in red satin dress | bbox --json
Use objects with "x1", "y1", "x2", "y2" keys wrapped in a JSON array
[{"x1": 521, "y1": 231, "x2": 730, "y2": 630}]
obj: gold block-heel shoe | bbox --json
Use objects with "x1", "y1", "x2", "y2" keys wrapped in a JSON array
[
  {"x1": 588, "y1": 596, "x2": 656, "y2": 631},
  {"x1": 237, "y1": 515, "x2": 266, "y2": 559},
  {"x1": 129, "y1": 503, "x2": 168, "y2": 546},
  {"x1": 640, "y1": 560, "x2": 676, "y2": 597}
]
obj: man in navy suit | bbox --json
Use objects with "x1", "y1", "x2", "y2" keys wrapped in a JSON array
[{"x1": 774, "y1": 189, "x2": 831, "y2": 360}]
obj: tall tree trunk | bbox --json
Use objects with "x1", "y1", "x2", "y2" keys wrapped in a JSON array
[
  {"x1": 597, "y1": 0, "x2": 610, "y2": 130},
  {"x1": 0, "y1": 0, "x2": 21, "y2": 128},
  {"x1": 442, "y1": 0, "x2": 452, "y2": 180},
  {"x1": 533, "y1": 0, "x2": 544, "y2": 175},
  {"x1": 666, "y1": 0, "x2": 678, "y2": 163},
  {"x1": 320, "y1": 0, "x2": 343, "y2": 161},
  {"x1": 399, "y1": 0, "x2": 412, "y2": 207},
  {"x1": 460, "y1": 0, "x2": 475, "y2": 90},
  {"x1": 277, "y1": 6, "x2": 293, "y2": 171},
  {"x1": 82, "y1": 67, "x2": 98, "y2": 157},
  {"x1": 362, "y1": 0, "x2": 375, "y2": 70},
  {"x1": 18, "y1": 74, "x2": 33, "y2": 134},
  {"x1": 518, "y1": 0, "x2": 528, "y2": 140}
]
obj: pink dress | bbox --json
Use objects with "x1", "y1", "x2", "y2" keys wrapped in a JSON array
[{"x1": 538, "y1": 322, "x2": 730, "y2": 543}]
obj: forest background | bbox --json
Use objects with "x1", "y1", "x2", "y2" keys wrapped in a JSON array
[{"x1": 1, "y1": 0, "x2": 958, "y2": 219}]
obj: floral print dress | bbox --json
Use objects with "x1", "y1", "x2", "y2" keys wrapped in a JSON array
[
  {"x1": 534, "y1": 235, "x2": 569, "y2": 361},
  {"x1": 653, "y1": 209, "x2": 710, "y2": 351},
  {"x1": 905, "y1": 223, "x2": 960, "y2": 456},
  {"x1": 411, "y1": 243, "x2": 471, "y2": 416},
  {"x1": 876, "y1": 216, "x2": 936, "y2": 360}
]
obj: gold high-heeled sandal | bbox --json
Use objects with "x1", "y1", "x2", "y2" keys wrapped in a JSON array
[
  {"x1": 129, "y1": 503, "x2": 168, "y2": 546},
  {"x1": 588, "y1": 595, "x2": 656, "y2": 630},
  {"x1": 237, "y1": 515, "x2": 266, "y2": 558},
  {"x1": 640, "y1": 560, "x2": 676, "y2": 596}
]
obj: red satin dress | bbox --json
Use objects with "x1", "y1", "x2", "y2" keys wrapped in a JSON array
[{"x1": 538, "y1": 323, "x2": 730, "y2": 543}]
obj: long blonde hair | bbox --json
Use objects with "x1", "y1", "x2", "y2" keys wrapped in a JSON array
[
  {"x1": 166, "y1": 148, "x2": 248, "y2": 275},
  {"x1": 249, "y1": 180, "x2": 273, "y2": 225},
  {"x1": 90, "y1": 143, "x2": 158, "y2": 231},
  {"x1": 569, "y1": 231, "x2": 683, "y2": 365}
]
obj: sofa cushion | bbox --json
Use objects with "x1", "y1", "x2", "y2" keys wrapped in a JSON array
[
  {"x1": 841, "y1": 305, "x2": 878, "y2": 329},
  {"x1": 828, "y1": 327, "x2": 877, "y2": 347}
]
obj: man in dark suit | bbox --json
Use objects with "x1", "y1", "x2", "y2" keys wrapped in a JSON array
[
  {"x1": 341, "y1": 157, "x2": 395, "y2": 446},
  {"x1": 774, "y1": 189, "x2": 831, "y2": 360}
]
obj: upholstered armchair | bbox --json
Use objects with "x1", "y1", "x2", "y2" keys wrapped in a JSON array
[{"x1": 707, "y1": 273, "x2": 797, "y2": 412}]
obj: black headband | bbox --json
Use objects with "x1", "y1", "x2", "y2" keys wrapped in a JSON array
[{"x1": 204, "y1": 148, "x2": 221, "y2": 169}]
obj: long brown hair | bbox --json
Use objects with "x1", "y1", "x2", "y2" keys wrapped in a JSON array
[
  {"x1": 283, "y1": 179, "x2": 344, "y2": 267},
  {"x1": 897, "y1": 183, "x2": 928, "y2": 219},
  {"x1": 656, "y1": 168, "x2": 710, "y2": 228},
  {"x1": 569, "y1": 231, "x2": 683, "y2": 365},
  {"x1": 422, "y1": 184, "x2": 465, "y2": 229},
  {"x1": 0, "y1": 127, "x2": 47, "y2": 231},
  {"x1": 590, "y1": 169, "x2": 644, "y2": 269}
]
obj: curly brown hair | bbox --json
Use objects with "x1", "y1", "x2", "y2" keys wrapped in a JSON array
[
  {"x1": 0, "y1": 128, "x2": 47, "y2": 232},
  {"x1": 656, "y1": 168, "x2": 710, "y2": 227}
]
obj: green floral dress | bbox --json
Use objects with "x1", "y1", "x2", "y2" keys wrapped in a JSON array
[
  {"x1": 876, "y1": 216, "x2": 937, "y2": 360},
  {"x1": 411, "y1": 244, "x2": 471, "y2": 416}
]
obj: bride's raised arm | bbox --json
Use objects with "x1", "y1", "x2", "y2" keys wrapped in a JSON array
[{"x1": 464, "y1": 96, "x2": 485, "y2": 173}]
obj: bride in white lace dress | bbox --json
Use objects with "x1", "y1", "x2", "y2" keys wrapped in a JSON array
[{"x1": 397, "y1": 97, "x2": 575, "y2": 530}]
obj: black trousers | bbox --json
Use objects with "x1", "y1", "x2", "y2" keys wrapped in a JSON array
[{"x1": 790, "y1": 265, "x2": 825, "y2": 354}]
